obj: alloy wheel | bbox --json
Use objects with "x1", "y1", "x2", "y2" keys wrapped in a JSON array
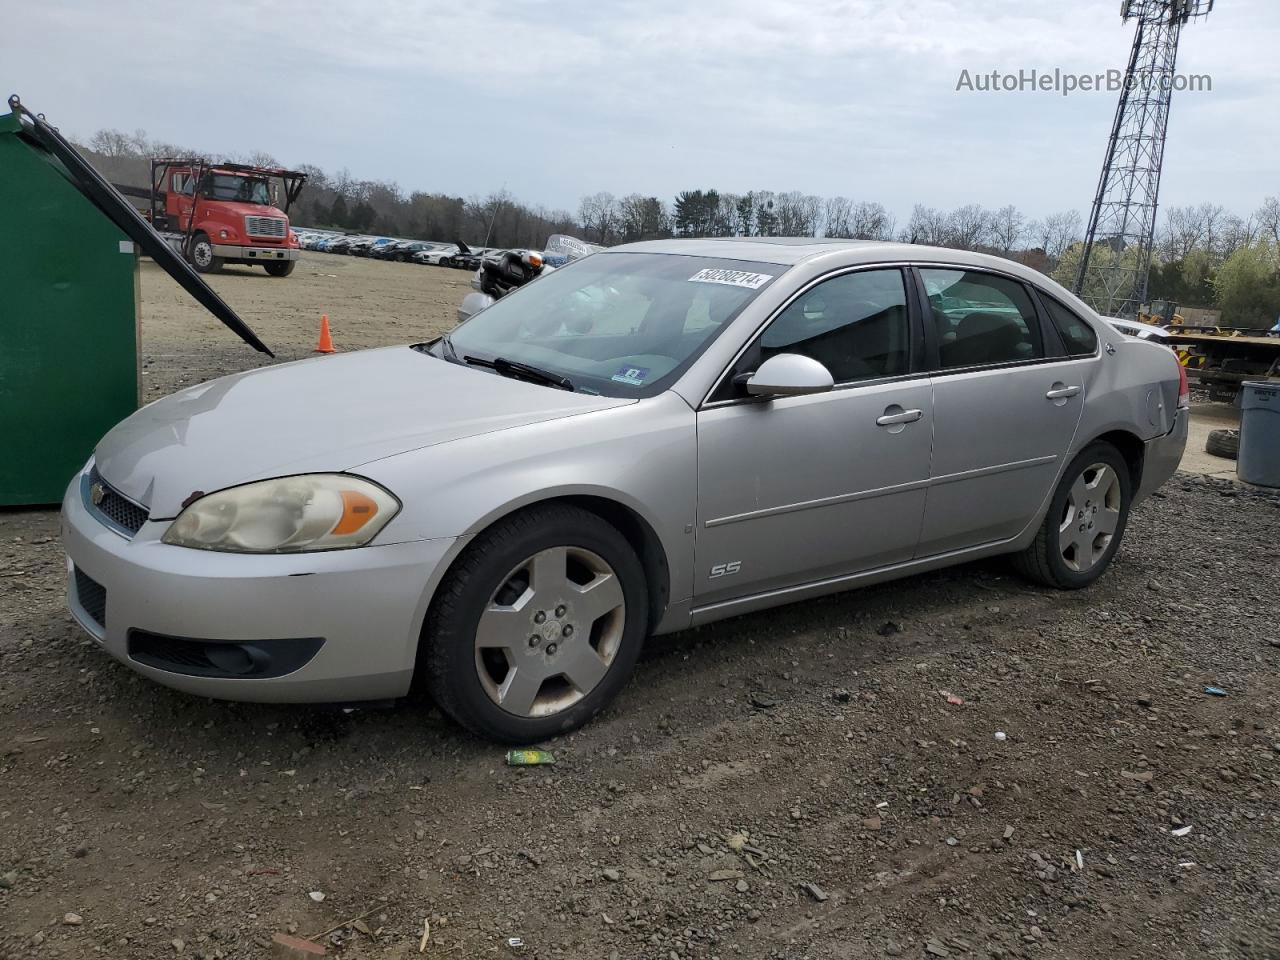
[
  {"x1": 474, "y1": 546, "x2": 625, "y2": 718},
  {"x1": 1059, "y1": 463, "x2": 1121, "y2": 572}
]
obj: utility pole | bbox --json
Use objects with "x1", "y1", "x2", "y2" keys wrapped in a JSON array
[{"x1": 1074, "y1": 0, "x2": 1215, "y2": 318}]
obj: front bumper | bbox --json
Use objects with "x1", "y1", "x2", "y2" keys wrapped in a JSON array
[
  {"x1": 1136, "y1": 408, "x2": 1189, "y2": 504},
  {"x1": 212, "y1": 244, "x2": 300, "y2": 262},
  {"x1": 61, "y1": 470, "x2": 458, "y2": 703}
]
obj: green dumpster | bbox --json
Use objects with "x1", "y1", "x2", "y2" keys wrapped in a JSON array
[
  {"x1": 0, "y1": 96, "x2": 274, "y2": 506},
  {"x1": 0, "y1": 109, "x2": 141, "y2": 505}
]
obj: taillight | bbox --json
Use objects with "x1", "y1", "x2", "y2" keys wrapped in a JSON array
[{"x1": 1177, "y1": 361, "x2": 1190, "y2": 410}]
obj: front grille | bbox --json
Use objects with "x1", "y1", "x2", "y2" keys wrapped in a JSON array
[
  {"x1": 74, "y1": 567, "x2": 107, "y2": 629},
  {"x1": 86, "y1": 467, "x2": 148, "y2": 536},
  {"x1": 245, "y1": 215, "x2": 287, "y2": 238}
]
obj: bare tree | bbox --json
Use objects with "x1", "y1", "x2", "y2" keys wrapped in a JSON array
[
  {"x1": 905, "y1": 204, "x2": 949, "y2": 246},
  {"x1": 1218, "y1": 214, "x2": 1258, "y2": 259},
  {"x1": 1256, "y1": 197, "x2": 1280, "y2": 250},
  {"x1": 824, "y1": 196, "x2": 853, "y2": 238},
  {"x1": 990, "y1": 204, "x2": 1025, "y2": 254},
  {"x1": 947, "y1": 204, "x2": 992, "y2": 251},
  {"x1": 1161, "y1": 205, "x2": 1207, "y2": 261},
  {"x1": 850, "y1": 201, "x2": 894, "y2": 240},
  {"x1": 577, "y1": 191, "x2": 618, "y2": 245},
  {"x1": 1041, "y1": 210, "x2": 1083, "y2": 262},
  {"x1": 88, "y1": 128, "x2": 135, "y2": 158}
]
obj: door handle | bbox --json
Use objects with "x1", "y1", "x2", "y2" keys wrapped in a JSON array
[
  {"x1": 876, "y1": 408, "x2": 924, "y2": 427},
  {"x1": 1045, "y1": 385, "x2": 1081, "y2": 400}
]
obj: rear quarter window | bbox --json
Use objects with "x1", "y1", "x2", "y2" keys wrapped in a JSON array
[{"x1": 1043, "y1": 296, "x2": 1099, "y2": 357}]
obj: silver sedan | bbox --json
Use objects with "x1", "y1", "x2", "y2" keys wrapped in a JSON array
[{"x1": 62, "y1": 239, "x2": 1188, "y2": 742}]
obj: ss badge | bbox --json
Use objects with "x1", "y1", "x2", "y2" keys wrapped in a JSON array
[{"x1": 709, "y1": 561, "x2": 742, "y2": 579}]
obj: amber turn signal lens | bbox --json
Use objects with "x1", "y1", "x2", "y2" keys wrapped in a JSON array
[{"x1": 332, "y1": 490, "x2": 378, "y2": 535}]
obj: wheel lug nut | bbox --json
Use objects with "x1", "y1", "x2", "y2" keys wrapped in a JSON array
[
  {"x1": 555, "y1": 605, "x2": 567, "y2": 617},
  {"x1": 562, "y1": 624, "x2": 574, "y2": 638},
  {"x1": 533, "y1": 611, "x2": 546, "y2": 624},
  {"x1": 546, "y1": 643, "x2": 558, "y2": 655},
  {"x1": 528, "y1": 636, "x2": 540, "y2": 648}
]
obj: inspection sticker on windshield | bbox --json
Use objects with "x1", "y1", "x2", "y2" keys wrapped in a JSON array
[
  {"x1": 688, "y1": 268, "x2": 774, "y2": 290},
  {"x1": 611, "y1": 365, "x2": 650, "y2": 386}
]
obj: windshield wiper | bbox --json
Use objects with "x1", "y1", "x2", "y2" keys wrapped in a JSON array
[{"x1": 463, "y1": 354, "x2": 574, "y2": 391}]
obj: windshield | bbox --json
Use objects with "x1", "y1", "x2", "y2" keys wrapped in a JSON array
[
  {"x1": 439, "y1": 252, "x2": 784, "y2": 397},
  {"x1": 201, "y1": 174, "x2": 272, "y2": 205}
]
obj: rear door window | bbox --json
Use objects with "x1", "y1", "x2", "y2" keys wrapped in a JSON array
[{"x1": 921, "y1": 268, "x2": 1043, "y2": 369}]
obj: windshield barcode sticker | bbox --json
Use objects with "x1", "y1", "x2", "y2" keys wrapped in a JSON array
[{"x1": 688, "y1": 268, "x2": 774, "y2": 289}]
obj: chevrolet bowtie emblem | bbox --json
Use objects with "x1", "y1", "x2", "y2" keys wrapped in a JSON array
[{"x1": 90, "y1": 482, "x2": 106, "y2": 506}]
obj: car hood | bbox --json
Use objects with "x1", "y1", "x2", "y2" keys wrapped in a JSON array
[{"x1": 94, "y1": 346, "x2": 632, "y2": 518}]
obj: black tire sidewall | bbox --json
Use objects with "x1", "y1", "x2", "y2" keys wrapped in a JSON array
[
  {"x1": 265, "y1": 260, "x2": 295, "y2": 277},
  {"x1": 189, "y1": 233, "x2": 220, "y2": 273},
  {"x1": 1041, "y1": 444, "x2": 1132, "y2": 588},
  {"x1": 425, "y1": 507, "x2": 649, "y2": 743},
  {"x1": 1205, "y1": 428, "x2": 1239, "y2": 460}
]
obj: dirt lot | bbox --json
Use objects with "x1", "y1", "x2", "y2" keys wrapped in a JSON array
[{"x1": 2, "y1": 255, "x2": 1279, "y2": 960}]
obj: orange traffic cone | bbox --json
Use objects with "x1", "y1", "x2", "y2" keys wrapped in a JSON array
[{"x1": 314, "y1": 314, "x2": 336, "y2": 354}]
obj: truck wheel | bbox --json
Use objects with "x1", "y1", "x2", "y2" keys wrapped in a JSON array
[
  {"x1": 1011, "y1": 442, "x2": 1131, "y2": 590},
  {"x1": 264, "y1": 260, "x2": 296, "y2": 278},
  {"x1": 1205, "y1": 428, "x2": 1239, "y2": 460},
  {"x1": 188, "y1": 233, "x2": 222, "y2": 274}
]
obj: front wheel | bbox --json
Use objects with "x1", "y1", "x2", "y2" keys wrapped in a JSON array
[
  {"x1": 188, "y1": 233, "x2": 222, "y2": 274},
  {"x1": 1012, "y1": 442, "x2": 1131, "y2": 589},
  {"x1": 264, "y1": 260, "x2": 296, "y2": 277},
  {"x1": 422, "y1": 505, "x2": 648, "y2": 742}
]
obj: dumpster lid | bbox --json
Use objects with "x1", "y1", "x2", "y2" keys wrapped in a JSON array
[{"x1": 6, "y1": 95, "x2": 273, "y2": 358}]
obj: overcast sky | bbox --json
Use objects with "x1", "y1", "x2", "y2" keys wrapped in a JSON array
[{"x1": 4, "y1": 0, "x2": 1276, "y2": 221}]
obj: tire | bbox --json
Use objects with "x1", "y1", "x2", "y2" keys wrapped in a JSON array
[
  {"x1": 1012, "y1": 442, "x2": 1132, "y2": 590},
  {"x1": 439, "y1": 258, "x2": 452, "y2": 268},
  {"x1": 187, "y1": 233, "x2": 222, "y2": 274},
  {"x1": 264, "y1": 260, "x2": 296, "y2": 278},
  {"x1": 1205, "y1": 428, "x2": 1239, "y2": 460},
  {"x1": 422, "y1": 504, "x2": 648, "y2": 742}
]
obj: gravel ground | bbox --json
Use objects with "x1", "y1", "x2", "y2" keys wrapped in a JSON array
[{"x1": 2, "y1": 255, "x2": 1278, "y2": 960}]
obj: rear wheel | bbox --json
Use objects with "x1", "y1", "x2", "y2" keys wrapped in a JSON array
[
  {"x1": 423, "y1": 505, "x2": 648, "y2": 742},
  {"x1": 188, "y1": 233, "x2": 222, "y2": 274},
  {"x1": 264, "y1": 260, "x2": 296, "y2": 278},
  {"x1": 1012, "y1": 442, "x2": 1131, "y2": 589}
]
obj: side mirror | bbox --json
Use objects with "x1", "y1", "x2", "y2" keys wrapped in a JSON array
[{"x1": 744, "y1": 353, "x2": 835, "y2": 397}]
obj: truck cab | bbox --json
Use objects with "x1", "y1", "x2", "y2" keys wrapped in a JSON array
[{"x1": 151, "y1": 159, "x2": 307, "y2": 276}]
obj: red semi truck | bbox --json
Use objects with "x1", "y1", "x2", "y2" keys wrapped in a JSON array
[{"x1": 143, "y1": 158, "x2": 307, "y2": 276}]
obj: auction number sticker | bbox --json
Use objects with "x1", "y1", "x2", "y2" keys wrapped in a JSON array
[{"x1": 688, "y1": 268, "x2": 774, "y2": 289}]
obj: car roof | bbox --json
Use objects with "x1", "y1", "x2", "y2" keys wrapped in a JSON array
[
  {"x1": 607, "y1": 237, "x2": 1104, "y2": 320},
  {"x1": 611, "y1": 237, "x2": 1039, "y2": 273}
]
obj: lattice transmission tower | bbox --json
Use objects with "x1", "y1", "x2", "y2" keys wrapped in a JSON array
[{"x1": 1073, "y1": 0, "x2": 1215, "y2": 318}]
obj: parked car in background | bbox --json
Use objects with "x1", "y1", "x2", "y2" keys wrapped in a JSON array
[
  {"x1": 1104, "y1": 317, "x2": 1171, "y2": 341},
  {"x1": 413, "y1": 243, "x2": 460, "y2": 267},
  {"x1": 326, "y1": 236, "x2": 355, "y2": 255},
  {"x1": 62, "y1": 239, "x2": 1187, "y2": 743},
  {"x1": 454, "y1": 244, "x2": 486, "y2": 271}
]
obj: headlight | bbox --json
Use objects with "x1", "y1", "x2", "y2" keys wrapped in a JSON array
[{"x1": 162, "y1": 475, "x2": 399, "y2": 553}]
